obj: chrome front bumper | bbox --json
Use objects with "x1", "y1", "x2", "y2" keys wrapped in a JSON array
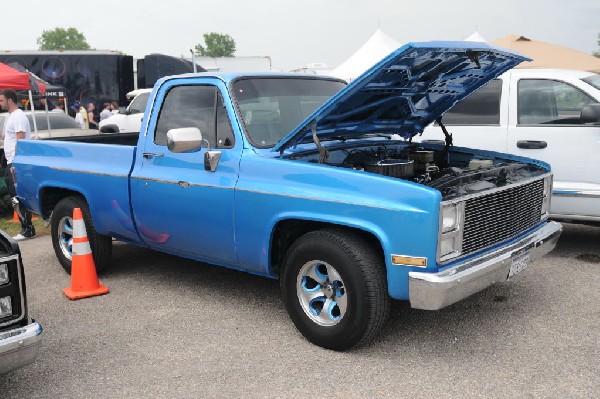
[
  {"x1": 409, "y1": 221, "x2": 562, "y2": 310},
  {"x1": 0, "y1": 320, "x2": 43, "y2": 374}
]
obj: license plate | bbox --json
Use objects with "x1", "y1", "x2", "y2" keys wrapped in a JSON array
[{"x1": 508, "y1": 250, "x2": 530, "y2": 279}]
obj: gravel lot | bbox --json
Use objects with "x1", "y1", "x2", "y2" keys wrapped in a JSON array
[{"x1": 0, "y1": 222, "x2": 598, "y2": 398}]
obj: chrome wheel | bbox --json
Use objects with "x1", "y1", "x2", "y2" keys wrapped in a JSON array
[
  {"x1": 57, "y1": 215, "x2": 73, "y2": 261},
  {"x1": 296, "y1": 260, "x2": 347, "y2": 327}
]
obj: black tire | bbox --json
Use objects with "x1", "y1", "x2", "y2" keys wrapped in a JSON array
[
  {"x1": 51, "y1": 196, "x2": 112, "y2": 274},
  {"x1": 281, "y1": 228, "x2": 390, "y2": 350}
]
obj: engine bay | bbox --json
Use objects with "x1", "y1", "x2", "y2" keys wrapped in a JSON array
[{"x1": 286, "y1": 141, "x2": 548, "y2": 200}]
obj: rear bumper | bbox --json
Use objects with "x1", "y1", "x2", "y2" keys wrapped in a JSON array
[
  {"x1": 408, "y1": 221, "x2": 562, "y2": 310},
  {"x1": 0, "y1": 320, "x2": 43, "y2": 374}
]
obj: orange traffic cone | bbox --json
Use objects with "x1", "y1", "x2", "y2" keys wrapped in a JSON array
[
  {"x1": 7, "y1": 210, "x2": 19, "y2": 223},
  {"x1": 63, "y1": 207, "x2": 109, "y2": 300},
  {"x1": 7, "y1": 210, "x2": 37, "y2": 222}
]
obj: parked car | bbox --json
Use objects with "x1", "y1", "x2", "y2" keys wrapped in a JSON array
[
  {"x1": 417, "y1": 69, "x2": 600, "y2": 224},
  {"x1": 0, "y1": 110, "x2": 100, "y2": 147},
  {"x1": 98, "y1": 89, "x2": 152, "y2": 133},
  {"x1": 0, "y1": 228, "x2": 43, "y2": 374}
]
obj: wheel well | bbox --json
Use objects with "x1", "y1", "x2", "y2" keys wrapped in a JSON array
[
  {"x1": 270, "y1": 220, "x2": 384, "y2": 276},
  {"x1": 40, "y1": 187, "x2": 84, "y2": 218},
  {"x1": 100, "y1": 125, "x2": 118, "y2": 133}
]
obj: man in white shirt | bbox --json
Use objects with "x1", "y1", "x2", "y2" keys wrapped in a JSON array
[{"x1": 0, "y1": 90, "x2": 36, "y2": 240}]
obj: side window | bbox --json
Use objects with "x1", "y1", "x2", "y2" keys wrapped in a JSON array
[
  {"x1": 440, "y1": 79, "x2": 502, "y2": 125},
  {"x1": 216, "y1": 93, "x2": 235, "y2": 148},
  {"x1": 129, "y1": 92, "x2": 150, "y2": 114},
  {"x1": 154, "y1": 85, "x2": 234, "y2": 149},
  {"x1": 518, "y1": 79, "x2": 597, "y2": 125}
]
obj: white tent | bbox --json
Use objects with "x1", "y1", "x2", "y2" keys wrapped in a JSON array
[
  {"x1": 331, "y1": 29, "x2": 401, "y2": 82},
  {"x1": 464, "y1": 31, "x2": 487, "y2": 42}
]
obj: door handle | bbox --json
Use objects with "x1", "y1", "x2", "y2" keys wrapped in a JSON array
[
  {"x1": 516, "y1": 140, "x2": 547, "y2": 149},
  {"x1": 143, "y1": 152, "x2": 164, "y2": 159}
]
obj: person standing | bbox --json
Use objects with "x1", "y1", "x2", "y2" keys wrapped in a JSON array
[
  {"x1": 71, "y1": 103, "x2": 87, "y2": 128},
  {"x1": 0, "y1": 90, "x2": 36, "y2": 240},
  {"x1": 87, "y1": 103, "x2": 98, "y2": 129},
  {"x1": 99, "y1": 102, "x2": 112, "y2": 121}
]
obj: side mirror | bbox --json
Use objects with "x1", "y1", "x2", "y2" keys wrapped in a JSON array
[
  {"x1": 167, "y1": 127, "x2": 203, "y2": 153},
  {"x1": 580, "y1": 103, "x2": 600, "y2": 124},
  {"x1": 166, "y1": 127, "x2": 222, "y2": 171},
  {"x1": 119, "y1": 106, "x2": 127, "y2": 115}
]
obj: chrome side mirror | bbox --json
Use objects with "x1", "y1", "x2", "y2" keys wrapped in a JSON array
[
  {"x1": 204, "y1": 150, "x2": 222, "y2": 172},
  {"x1": 167, "y1": 127, "x2": 203, "y2": 153},
  {"x1": 166, "y1": 127, "x2": 222, "y2": 172}
]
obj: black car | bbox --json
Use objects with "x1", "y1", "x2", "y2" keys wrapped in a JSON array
[{"x1": 0, "y1": 228, "x2": 42, "y2": 374}]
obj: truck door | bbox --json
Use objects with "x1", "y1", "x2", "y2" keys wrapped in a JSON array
[
  {"x1": 507, "y1": 76, "x2": 600, "y2": 220},
  {"x1": 130, "y1": 80, "x2": 240, "y2": 265}
]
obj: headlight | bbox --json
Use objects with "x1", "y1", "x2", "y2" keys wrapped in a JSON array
[
  {"x1": 0, "y1": 264, "x2": 8, "y2": 285},
  {"x1": 439, "y1": 202, "x2": 465, "y2": 262},
  {"x1": 440, "y1": 234, "x2": 461, "y2": 257},
  {"x1": 541, "y1": 175, "x2": 552, "y2": 219},
  {"x1": 441, "y1": 202, "x2": 463, "y2": 233},
  {"x1": 0, "y1": 296, "x2": 12, "y2": 319}
]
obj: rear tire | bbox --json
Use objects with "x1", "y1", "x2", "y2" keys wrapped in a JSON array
[
  {"x1": 51, "y1": 196, "x2": 112, "y2": 274},
  {"x1": 281, "y1": 228, "x2": 390, "y2": 350}
]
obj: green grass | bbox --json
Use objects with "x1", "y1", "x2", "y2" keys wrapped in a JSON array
[{"x1": 0, "y1": 211, "x2": 50, "y2": 237}]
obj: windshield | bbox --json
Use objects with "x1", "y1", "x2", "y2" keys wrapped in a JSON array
[
  {"x1": 232, "y1": 77, "x2": 345, "y2": 147},
  {"x1": 582, "y1": 74, "x2": 600, "y2": 91}
]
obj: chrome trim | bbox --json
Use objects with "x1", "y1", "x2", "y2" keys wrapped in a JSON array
[
  {"x1": 409, "y1": 221, "x2": 562, "y2": 310},
  {"x1": 0, "y1": 254, "x2": 25, "y2": 328},
  {"x1": 0, "y1": 321, "x2": 43, "y2": 374},
  {"x1": 552, "y1": 191, "x2": 600, "y2": 199},
  {"x1": 50, "y1": 167, "x2": 127, "y2": 179}
]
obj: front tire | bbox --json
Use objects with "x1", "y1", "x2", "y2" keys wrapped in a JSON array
[
  {"x1": 281, "y1": 228, "x2": 390, "y2": 350},
  {"x1": 51, "y1": 196, "x2": 112, "y2": 274}
]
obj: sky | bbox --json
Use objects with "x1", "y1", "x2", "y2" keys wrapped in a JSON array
[{"x1": 2, "y1": 0, "x2": 599, "y2": 72}]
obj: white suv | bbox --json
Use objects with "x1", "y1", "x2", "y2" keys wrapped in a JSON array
[{"x1": 99, "y1": 89, "x2": 152, "y2": 133}]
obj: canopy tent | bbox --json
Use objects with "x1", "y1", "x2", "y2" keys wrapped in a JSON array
[
  {"x1": 492, "y1": 35, "x2": 600, "y2": 74},
  {"x1": 6, "y1": 62, "x2": 64, "y2": 97},
  {"x1": 0, "y1": 62, "x2": 45, "y2": 94},
  {"x1": 0, "y1": 61, "x2": 49, "y2": 132},
  {"x1": 331, "y1": 29, "x2": 401, "y2": 82},
  {"x1": 464, "y1": 31, "x2": 487, "y2": 42}
]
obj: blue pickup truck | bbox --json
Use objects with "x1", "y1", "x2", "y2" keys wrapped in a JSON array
[{"x1": 14, "y1": 42, "x2": 562, "y2": 350}]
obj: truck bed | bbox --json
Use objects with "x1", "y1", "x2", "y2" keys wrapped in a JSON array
[
  {"x1": 14, "y1": 139, "x2": 140, "y2": 242},
  {"x1": 52, "y1": 132, "x2": 139, "y2": 146}
]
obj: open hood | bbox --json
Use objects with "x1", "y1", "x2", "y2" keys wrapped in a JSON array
[{"x1": 273, "y1": 41, "x2": 529, "y2": 153}]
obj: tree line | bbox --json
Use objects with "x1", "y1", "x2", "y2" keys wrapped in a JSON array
[{"x1": 37, "y1": 28, "x2": 236, "y2": 57}]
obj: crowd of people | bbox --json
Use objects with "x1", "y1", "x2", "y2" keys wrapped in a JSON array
[
  {"x1": 68, "y1": 101, "x2": 120, "y2": 129},
  {"x1": 34, "y1": 98, "x2": 120, "y2": 130}
]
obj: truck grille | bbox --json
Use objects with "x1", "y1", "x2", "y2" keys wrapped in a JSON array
[{"x1": 462, "y1": 179, "x2": 544, "y2": 255}]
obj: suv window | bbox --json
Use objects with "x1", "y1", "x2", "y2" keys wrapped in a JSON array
[
  {"x1": 439, "y1": 79, "x2": 502, "y2": 125},
  {"x1": 129, "y1": 92, "x2": 150, "y2": 114},
  {"x1": 154, "y1": 85, "x2": 234, "y2": 149},
  {"x1": 518, "y1": 79, "x2": 597, "y2": 125}
]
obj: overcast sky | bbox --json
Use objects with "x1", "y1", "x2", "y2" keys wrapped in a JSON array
[{"x1": 2, "y1": 0, "x2": 598, "y2": 71}]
